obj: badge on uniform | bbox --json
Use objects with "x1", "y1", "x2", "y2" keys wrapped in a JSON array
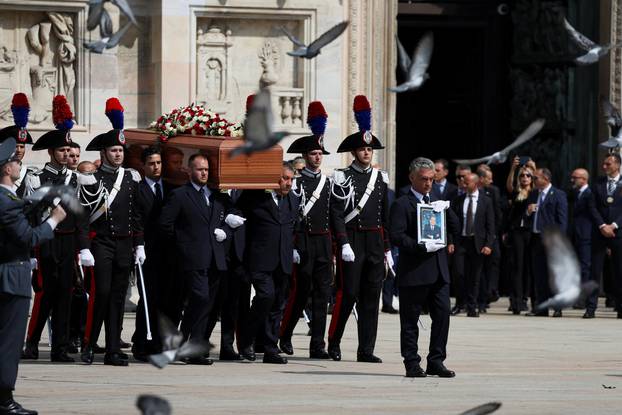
[{"x1": 607, "y1": 196, "x2": 614, "y2": 204}]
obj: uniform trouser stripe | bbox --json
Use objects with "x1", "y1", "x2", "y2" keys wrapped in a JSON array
[{"x1": 82, "y1": 267, "x2": 96, "y2": 345}]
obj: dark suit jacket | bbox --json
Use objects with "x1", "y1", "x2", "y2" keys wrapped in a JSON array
[
  {"x1": 389, "y1": 191, "x2": 459, "y2": 287},
  {"x1": 432, "y1": 181, "x2": 459, "y2": 201},
  {"x1": 138, "y1": 179, "x2": 172, "y2": 247},
  {"x1": 570, "y1": 187, "x2": 593, "y2": 241},
  {"x1": 0, "y1": 187, "x2": 55, "y2": 297},
  {"x1": 589, "y1": 177, "x2": 622, "y2": 238},
  {"x1": 527, "y1": 186, "x2": 568, "y2": 233},
  {"x1": 481, "y1": 184, "x2": 503, "y2": 233},
  {"x1": 159, "y1": 182, "x2": 228, "y2": 271},
  {"x1": 223, "y1": 189, "x2": 245, "y2": 263},
  {"x1": 236, "y1": 190, "x2": 300, "y2": 274},
  {"x1": 452, "y1": 192, "x2": 496, "y2": 251}
]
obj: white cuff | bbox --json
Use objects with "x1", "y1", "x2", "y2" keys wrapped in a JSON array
[{"x1": 45, "y1": 217, "x2": 58, "y2": 230}]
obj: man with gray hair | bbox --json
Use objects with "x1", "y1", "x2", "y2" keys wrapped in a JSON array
[{"x1": 390, "y1": 157, "x2": 459, "y2": 378}]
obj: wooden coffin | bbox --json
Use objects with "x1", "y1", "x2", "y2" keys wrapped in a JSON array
[{"x1": 123, "y1": 129, "x2": 283, "y2": 189}]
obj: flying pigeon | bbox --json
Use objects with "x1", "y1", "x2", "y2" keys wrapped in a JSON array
[
  {"x1": 389, "y1": 32, "x2": 434, "y2": 93},
  {"x1": 396, "y1": 34, "x2": 412, "y2": 77},
  {"x1": 229, "y1": 89, "x2": 289, "y2": 158},
  {"x1": 452, "y1": 119, "x2": 546, "y2": 165},
  {"x1": 458, "y1": 402, "x2": 502, "y2": 415},
  {"x1": 136, "y1": 395, "x2": 172, "y2": 415},
  {"x1": 148, "y1": 315, "x2": 209, "y2": 369},
  {"x1": 88, "y1": 0, "x2": 138, "y2": 28},
  {"x1": 84, "y1": 21, "x2": 133, "y2": 53},
  {"x1": 24, "y1": 185, "x2": 84, "y2": 216},
  {"x1": 536, "y1": 228, "x2": 599, "y2": 312},
  {"x1": 599, "y1": 97, "x2": 622, "y2": 149},
  {"x1": 564, "y1": 18, "x2": 622, "y2": 65},
  {"x1": 281, "y1": 21, "x2": 349, "y2": 59}
]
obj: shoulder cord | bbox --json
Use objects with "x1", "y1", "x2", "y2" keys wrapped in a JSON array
[{"x1": 331, "y1": 176, "x2": 355, "y2": 212}]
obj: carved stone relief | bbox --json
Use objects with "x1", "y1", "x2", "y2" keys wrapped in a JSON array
[{"x1": 0, "y1": 11, "x2": 77, "y2": 127}]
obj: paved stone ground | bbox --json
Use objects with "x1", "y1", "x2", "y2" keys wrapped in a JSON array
[{"x1": 15, "y1": 299, "x2": 622, "y2": 414}]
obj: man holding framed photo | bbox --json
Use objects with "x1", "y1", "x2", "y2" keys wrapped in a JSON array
[{"x1": 389, "y1": 157, "x2": 459, "y2": 378}]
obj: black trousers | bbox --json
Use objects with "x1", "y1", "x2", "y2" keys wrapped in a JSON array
[
  {"x1": 479, "y1": 238, "x2": 500, "y2": 305},
  {"x1": 588, "y1": 235, "x2": 622, "y2": 312},
  {"x1": 399, "y1": 278, "x2": 450, "y2": 367},
  {"x1": 457, "y1": 237, "x2": 485, "y2": 312},
  {"x1": 239, "y1": 267, "x2": 289, "y2": 355},
  {"x1": 328, "y1": 230, "x2": 384, "y2": 355},
  {"x1": 84, "y1": 236, "x2": 132, "y2": 353},
  {"x1": 181, "y1": 266, "x2": 220, "y2": 341},
  {"x1": 280, "y1": 234, "x2": 332, "y2": 352},
  {"x1": 530, "y1": 233, "x2": 551, "y2": 311},
  {"x1": 0, "y1": 294, "x2": 29, "y2": 391},
  {"x1": 205, "y1": 257, "x2": 244, "y2": 353},
  {"x1": 509, "y1": 228, "x2": 531, "y2": 310},
  {"x1": 26, "y1": 233, "x2": 75, "y2": 353},
  {"x1": 131, "y1": 251, "x2": 165, "y2": 354}
]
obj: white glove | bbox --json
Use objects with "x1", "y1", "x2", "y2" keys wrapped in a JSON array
[
  {"x1": 341, "y1": 243, "x2": 355, "y2": 262},
  {"x1": 385, "y1": 251, "x2": 395, "y2": 270},
  {"x1": 225, "y1": 214, "x2": 246, "y2": 229},
  {"x1": 430, "y1": 200, "x2": 450, "y2": 212},
  {"x1": 135, "y1": 245, "x2": 146, "y2": 265},
  {"x1": 214, "y1": 228, "x2": 227, "y2": 242},
  {"x1": 425, "y1": 242, "x2": 445, "y2": 253},
  {"x1": 293, "y1": 249, "x2": 301, "y2": 264},
  {"x1": 30, "y1": 258, "x2": 38, "y2": 270},
  {"x1": 79, "y1": 249, "x2": 95, "y2": 267}
]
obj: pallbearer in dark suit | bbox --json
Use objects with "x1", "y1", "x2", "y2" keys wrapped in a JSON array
[
  {"x1": 569, "y1": 168, "x2": 593, "y2": 309},
  {"x1": 587, "y1": 154, "x2": 622, "y2": 318},
  {"x1": 79, "y1": 98, "x2": 144, "y2": 366},
  {"x1": 131, "y1": 146, "x2": 172, "y2": 361},
  {"x1": 0, "y1": 137, "x2": 66, "y2": 415},
  {"x1": 21, "y1": 96, "x2": 90, "y2": 363},
  {"x1": 390, "y1": 157, "x2": 459, "y2": 378},
  {"x1": 328, "y1": 95, "x2": 390, "y2": 363},
  {"x1": 432, "y1": 159, "x2": 458, "y2": 201},
  {"x1": 237, "y1": 163, "x2": 299, "y2": 364},
  {"x1": 451, "y1": 173, "x2": 495, "y2": 317},
  {"x1": 279, "y1": 101, "x2": 336, "y2": 359},
  {"x1": 526, "y1": 168, "x2": 568, "y2": 317},
  {"x1": 159, "y1": 153, "x2": 229, "y2": 365}
]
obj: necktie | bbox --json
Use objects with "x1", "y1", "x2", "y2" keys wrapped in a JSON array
[
  {"x1": 608, "y1": 179, "x2": 617, "y2": 195},
  {"x1": 423, "y1": 194, "x2": 430, "y2": 204},
  {"x1": 199, "y1": 187, "x2": 209, "y2": 207},
  {"x1": 465, "y1": 195, "x2": 474, "y2": 236},
  {"x1": 154, "y1": 182, "x2": 163, "y2": 203}
]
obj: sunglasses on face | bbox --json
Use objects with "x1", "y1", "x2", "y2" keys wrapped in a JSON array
[{"x1": 519, "y1": 173, "x2": 531, "y2": 178}]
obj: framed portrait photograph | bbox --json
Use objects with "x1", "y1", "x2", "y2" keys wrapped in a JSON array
[{"x1": 417, "y1": 204, "x2": 447, "y2": 246}]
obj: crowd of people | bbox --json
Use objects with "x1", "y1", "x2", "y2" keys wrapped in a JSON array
[{"x1": 0, "y1": 91, "x2": 620, "y2": 414}]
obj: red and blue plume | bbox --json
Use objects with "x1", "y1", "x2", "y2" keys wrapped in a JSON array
[
  {"x1": 11, "y1": 93, "x2": 30, "y2": 129},
  {"x1": 245, "y1": 94, "x2": 255, "y2": 115},
  {"x1": 306, "y1": 101, "x2": 328, "y2": 137},
  {"x1": 105, "y1": 97, "x2": 124, "y2": 130},
  {"x1": 52, "y1": 95, "x2": 74, "y2": 131},
  {"x1": 353, "y1": 95, "x2": 371, "y2": 132}
]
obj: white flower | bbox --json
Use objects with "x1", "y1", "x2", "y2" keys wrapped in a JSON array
[{"x1": 218, "y1": 128, "x2": 225, "y2": 135}]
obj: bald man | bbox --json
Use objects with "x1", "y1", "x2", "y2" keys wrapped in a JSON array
[{"x1": 570, "y1": 168, "x2": 592, "y2": 303}]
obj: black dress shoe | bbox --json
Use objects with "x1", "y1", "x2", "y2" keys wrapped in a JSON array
[
  {"x1": 50, "y1": 351, "x2": 75, "y2": 363},
  {"x1": 81, "y1": 346, "x2": 94, "y2": 365},
  {"x1": 263, "y1": 353, "x2": 287, "y2": 364},
  {"x1": 467, "y1": 310, "x2": 479, "y2": 318},
  {"x1": 357, "y1": 353, "x2": 382, "y2": 363},
  {"x1": 381, "y1": 306, "x2": 398, "y2": 314},
  {"x1": 309, "y1": 349, "x2": 330, "y2": 359},
  {"x1": 66, "y1": 344, "x2": 79, "y2": 354},
  {"x1": 132, "y1": 352, "x2": 149, "y2": 362},
  {"x1": 618, "y1": 311, "x2": 622, "y2": 319},
  {"x1": 21, "y1": 342, "x2": 38, "y2": 360},
  {"x1": 405, "y1": 363, "x2": 427, "y2": 378},
  {"x1": 552, "y1": 310, "x2": 562, "y2": 318},
  {"x1": 583, "y1": 310, "x2": 595, "y2": 319},
  {"x1": 104, "y1": 352, "x2": 129, "y2": 366},
  {"x1": 117, "y1": 351, "x2": 129, "y2": 360},
  {"x1": 119, "y1": 340, "x2": 131, "y2": 349},
  {"x1": 328, "y1": 344, "x2": 341, "y2": 361},
  {"x1": 279, "y1": 339, "x2": 294, "y2": 355},
  {"x1": 450, "y1": 306, "x2": 463, "y2": 316},
  {"x1": 0, "y1": 398, "x2": 38, "y2": 414},
  {"x1": 511, "y1": 308, "x2": 521, "y2": 315},
  {"x1": 426, "y1": 364, "x2": 455, "y2": 378},
  {"x1": 525, "y1": 311, "x2": 548, "y2": 317},
  {"x1": 219, "y1": 349, "x2": 242, "y2": 361},
  {"x1": 240, "y1": 346, "x2": 256, "y2": 362},
  {"x1": 184, "y1": 356, "x2": 214, "y2": 365}
]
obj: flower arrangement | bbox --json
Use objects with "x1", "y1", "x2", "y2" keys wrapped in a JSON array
[{"x1": 149, "y1": 104, "x2": 243, "y2": 142}]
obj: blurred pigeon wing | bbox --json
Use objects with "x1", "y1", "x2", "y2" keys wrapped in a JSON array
[
  {"x1": 280, "y1": 26, "x2": 305, "y2": 47},
  {"x1": 601, "y1": 98, "x2": 622, "y2": 127},
  {"x1": 408, "y1": 32, "x2": 434, "y2": 80},
  {"x1": 111, "y1": 0, "x2": 138, "y2": 25},
  {"x1": 100, "y1": 10, "x2": 113, "y2": 38},
  {"x1": 452, "y1": 156, "x2": 493, "y2": 166},
  {"x1": 245, "y1": 90, "x2": 272, "y2": 146},
  {"x1": 458, "y1": 402, "x2": 502, "y2": 415},
  {"x1": 136, "y1": 395, "x2": 172, "y2": 415},
  {"x1": 564, "y1": 18, "x2": 596, "y2": 52},
  {"x1": 105, "y1": 21, "x2": 133, "y2": 49},
  {"x1": 158, "y1": 314, "x2": 183, "y2": 350},
  {"x1": 542, "y1": 228, "x2": 580, "y2": 294},
  {"x1": 501, "y1": 118, "x2": 545, "y2": 154},
  {"x1": 148, "y1": 350, "x2": 176, "y2": 369},
  {"x1": 87, "y1": 1, "x2": 105, "y2": 31},
  {"x1": 307, "y1": 21, "x2": 349, "y2": 56},
  {"x1": 388, "y1": 83, "x2": 414, "y2": 93},
  {"x1": 176, "y1": 340, "x2": 209, "y2": 360},
  {"x1": 396, "y1": 35, "x2": 412, "y2": 75}
]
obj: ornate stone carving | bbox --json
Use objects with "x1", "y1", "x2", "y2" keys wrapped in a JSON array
[
  {"x1": 196, "y1": 26, "x2": 233, "y2": 113},
  {"x1": 259, "y1": 41, "x2": 279, "y2": 88}
]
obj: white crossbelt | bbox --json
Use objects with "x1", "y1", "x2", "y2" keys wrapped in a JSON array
[
  {"x1": 302, "y1": 174, "x2": 327, "y2": 217},
  {"x1": 344, "y1": 168, "x2": 378, "y2": 223},
  {"x1": 89, "y1": 167, "x2": 125, "y2": 224}
]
